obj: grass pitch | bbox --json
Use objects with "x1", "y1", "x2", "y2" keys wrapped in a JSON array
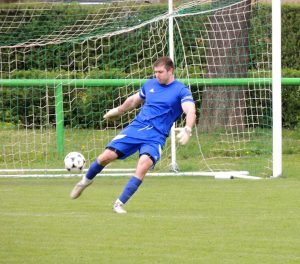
[{"x1": 1, "y1": 175, "x2": 300, "y2": 264}]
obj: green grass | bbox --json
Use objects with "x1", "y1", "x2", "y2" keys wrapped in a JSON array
[
  {"x1": 283, "y1": 154, "x2": 300, "y2": 178},
  {"x1": 0, "y1": 127, "x2": 275, "y2": 176},
  {"x1": 0, "y1": 129, "x2": 299, "y2": 263},
  {"x1": 1, "y1": 175, "x2": 300, "y2": 264},
  {"x1": 1, "y1": 127, "x2": 298, "y2": 176}
]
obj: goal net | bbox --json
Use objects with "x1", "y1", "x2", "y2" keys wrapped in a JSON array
[{"x1": 0, "y1": 0, "x2": 272, "y2": 178}]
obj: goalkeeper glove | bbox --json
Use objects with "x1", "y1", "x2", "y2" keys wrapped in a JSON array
[
  {"x1": 175, "y1": 126, "x2": 192, "y2": 145},
  {"x1": 103, "y1": 107, "x2": 123, "y2": 120}
]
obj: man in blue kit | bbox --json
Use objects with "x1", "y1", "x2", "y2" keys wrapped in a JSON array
[{"x1": 70, "y1": 57, "x2": 196, "y2": 213}]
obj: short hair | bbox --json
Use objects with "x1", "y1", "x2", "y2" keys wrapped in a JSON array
[{"x1": 153, "y1": 57, "x2": 174, "y2": 71}]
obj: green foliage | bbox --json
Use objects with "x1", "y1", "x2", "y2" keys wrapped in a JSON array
[
  {"x1": 282, "y1": 4, "x2": 300, "y2": 69},
  {"x1": 0, "y1": 3, "x2": 298, "y2": 71},
  {"x1": 249, "y1": 4, "x2": 300, "y2": 70},
  {"x1": 0, "y1": 3, "x2": 299, "y2": 129},
  {"x1": 282, "y1": 68, "x2": 300, "y2": 129},
  {"x1": 283, "y1": 128, "x2": 300, "y2": 154}
]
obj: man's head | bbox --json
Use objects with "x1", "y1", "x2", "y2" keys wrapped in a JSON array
[{"x1": 153, "y1": 57, "x2": 175, "y2": 85}]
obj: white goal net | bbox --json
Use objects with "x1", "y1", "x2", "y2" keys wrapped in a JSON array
[{"x1": 0, "y1": 0, "x2": 273, "y2": 178}]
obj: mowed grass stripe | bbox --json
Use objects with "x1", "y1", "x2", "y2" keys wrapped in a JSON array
[{"x1": 0, "y1": 177, "x2": 299, "y2": 263}]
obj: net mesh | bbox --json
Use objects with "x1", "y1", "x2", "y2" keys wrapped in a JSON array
[{"x1": 0, "y1": 0, "x2": 272, "y2": 177}]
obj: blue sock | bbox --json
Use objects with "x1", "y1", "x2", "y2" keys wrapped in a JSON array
[
  {"x1": 119, "y1": 176, "x2": 142, "y2": 204},
  {"x1": 85, "y1": 160, "x2": 104, "y2": 180}
]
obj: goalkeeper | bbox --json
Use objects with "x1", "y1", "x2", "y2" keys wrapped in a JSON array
[{"x1": 70, "y1": 57, "x2": 196, "y2": 213}]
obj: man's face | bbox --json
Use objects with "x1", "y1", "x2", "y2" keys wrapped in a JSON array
[{"x1": 154, "y1": 65, "x2": 174, "y2": 85}]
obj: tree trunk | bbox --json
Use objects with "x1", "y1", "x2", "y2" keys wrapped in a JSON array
[{"x1": 199, "y1": 0, "x2": 252, "y2": 132}]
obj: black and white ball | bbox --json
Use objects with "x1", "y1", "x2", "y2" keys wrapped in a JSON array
[{"x1": 64, "y1": 152, "x2": 86, "y2": 172}]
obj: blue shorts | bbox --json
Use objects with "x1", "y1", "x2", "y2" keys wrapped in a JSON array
[{"x1": 106, "y1": 121, "x2": 167, "y2": 165}]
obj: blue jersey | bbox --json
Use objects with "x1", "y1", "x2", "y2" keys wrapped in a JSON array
[
  {"x1": 107, "y1": 78, "x2": 194, "y2": 164},
  {"x1": 135, "y1": 79, "x2": 194, "y2": 136}
]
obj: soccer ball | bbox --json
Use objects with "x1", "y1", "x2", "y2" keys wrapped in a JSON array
[{"x1": 64, "y1": 152, "x2": 86, "y2": 172}]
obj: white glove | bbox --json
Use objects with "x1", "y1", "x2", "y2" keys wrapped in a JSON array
[
  {"x1": 103, "y1": 107, "x2": 122, "y2": 120},
  {"x1": 175, "y1": 126, "x2": 192, "y2": 145}
]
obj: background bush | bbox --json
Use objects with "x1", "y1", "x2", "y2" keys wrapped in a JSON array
[{"x1": 0, "y1": 3, "x2": 299, "y2": 128}]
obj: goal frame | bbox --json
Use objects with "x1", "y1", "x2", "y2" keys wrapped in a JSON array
[{"x1": 0, "y1": 0, "x2": 286, "y2": 178}]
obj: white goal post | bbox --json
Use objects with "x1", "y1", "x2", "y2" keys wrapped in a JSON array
[{"x1": 272, "y1": 0, "x2": 282, "y2": 178}]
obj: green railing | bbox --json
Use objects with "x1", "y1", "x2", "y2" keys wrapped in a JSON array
[
  {"x1": 0, "y1": 77, "x2": 299, "y2": 158},
  {"x1": 0, "y1": 78, "x2": 299, "y2": 87}
]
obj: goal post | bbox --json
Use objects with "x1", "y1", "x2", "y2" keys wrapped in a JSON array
[
  {"x1": 272, "y1": 0, "x2": 282, "y2": 178},
  {"x1": 0, "y1": 0, "x2": 286, "y2": 178}
]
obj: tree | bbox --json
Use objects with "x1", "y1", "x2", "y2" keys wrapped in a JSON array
[{"x1": 199, "y1": 0, "x2": 252, "y2": 132}]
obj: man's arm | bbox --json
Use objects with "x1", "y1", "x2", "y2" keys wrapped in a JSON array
[
  {"x1": 104, "y1": 92, "x2": 143, "y2": 120},
  {"x1": 118, "y1": 92, "x2": 144, "y2": 113},
  {"x1": 175, "y1": 101, "x2": 196, "y2": 145},
  {"x1": 181, "y1": 101, "x2": 196, "y2": 129}
]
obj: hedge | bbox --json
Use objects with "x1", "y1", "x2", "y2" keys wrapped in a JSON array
[
  {"x1": 0, "y1": 3, "x2": 299, "y2": 128},
  {"x1": 0, "y1": 3, "x2": 298, "y2": 71}
]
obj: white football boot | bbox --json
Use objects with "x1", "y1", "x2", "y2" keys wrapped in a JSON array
[
  {"x1": 113, "y1": 199, "x2": 127, "y2": 214},
  {"x1": 70, "y1": 178, "x2": 93, "y2": 199}
]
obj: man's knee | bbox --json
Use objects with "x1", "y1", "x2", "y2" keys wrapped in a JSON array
[
  {"x1": 97, "y1": 149, "x2": 118, "y2": 166},
  {"x1": 136, "y1": 155, "x2": 153, "y2": 172}
]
